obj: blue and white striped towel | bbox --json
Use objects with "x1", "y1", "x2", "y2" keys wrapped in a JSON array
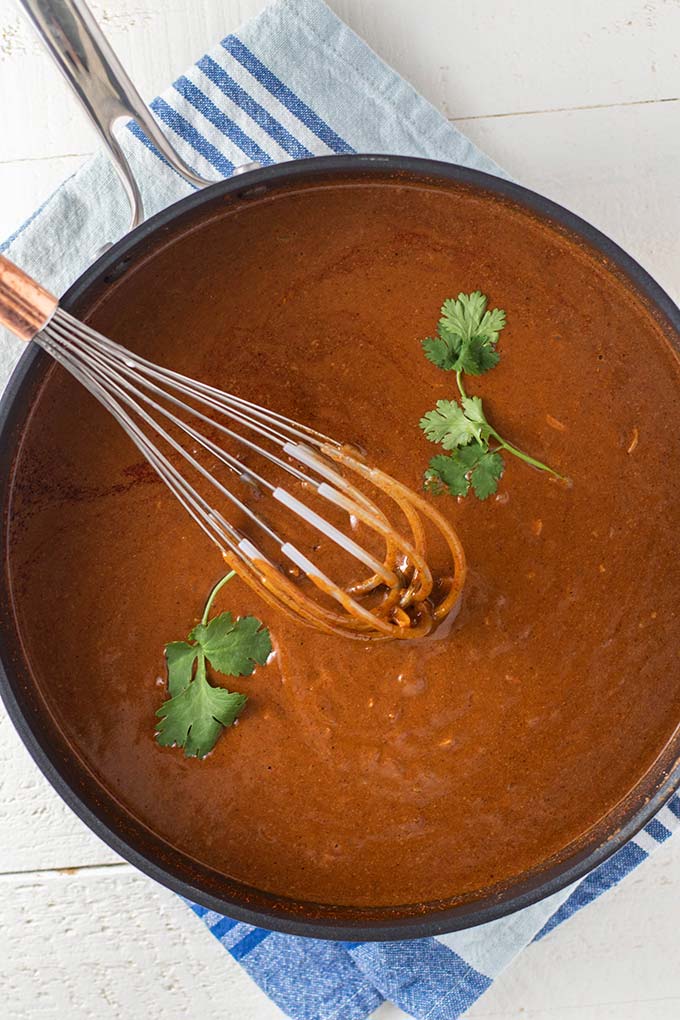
[{"x1": 2, "y1": 1, "x2": 678, "y2": 1017}]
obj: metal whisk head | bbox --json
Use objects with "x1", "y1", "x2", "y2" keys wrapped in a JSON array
[{"x1": 0, "y1": 256, "x2": 466, "y2": 640}]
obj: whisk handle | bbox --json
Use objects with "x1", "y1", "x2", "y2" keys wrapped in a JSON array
[
  {"x1": 16, "y1": 0, "x2": 225, "y2": 230},
  {"x1": 0, "y1": 255, "x2": 58, "y2": 342}
]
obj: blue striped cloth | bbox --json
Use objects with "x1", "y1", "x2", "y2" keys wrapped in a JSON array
[{"x1": 2, "y1": 1, "x2": 678, "y2": 1017}]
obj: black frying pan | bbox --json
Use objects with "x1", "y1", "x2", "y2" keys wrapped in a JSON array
[{"x1": 0, "y1": 1, "x2": 678, "y2": 940}]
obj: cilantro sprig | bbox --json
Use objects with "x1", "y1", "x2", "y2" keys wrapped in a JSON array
[
  {"x1": 419, "y1": 290, "x2": 564, "y2": 500},
  {"x1": 155, "y1": 571, "x2": 272, "y2": 758},
  {"x1": 423, "y1": 291, "x2": 505, "y2": 376}
]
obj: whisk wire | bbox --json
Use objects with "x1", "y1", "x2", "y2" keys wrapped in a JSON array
[
  {"x1": 45, "y1": 312, "x2": 424, "y2": 584},
  {"x1": 27, "y1": 302, "x2": 468, "y2": 639}
]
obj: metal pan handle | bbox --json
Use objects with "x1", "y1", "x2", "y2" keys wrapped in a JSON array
[{"x1": 17, "y1": 0, "x2": 256, "y2": 229}]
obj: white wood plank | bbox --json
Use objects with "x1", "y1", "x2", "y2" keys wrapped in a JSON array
[
  {"x1": 1, "y1": 0, "x2": 679, "y2": 164},
  {"x1": 0, "y1": 866, "x2": 286, "y2": 1020},
  {"x1": 333, "y1": 0, "x2": 680, "y2": 117}
]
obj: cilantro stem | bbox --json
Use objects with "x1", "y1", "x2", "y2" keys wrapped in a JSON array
[
  {"x1": 201, "y1": 570, "x2": 236, "y2": 626},
  {"x1": 455, "y1": 370, "x2": 467, "y2": 400},
  {"x1": 490, "y1": 430, "x2": 566, "y2": 480}
]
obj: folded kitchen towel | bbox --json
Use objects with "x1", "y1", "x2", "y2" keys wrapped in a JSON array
[{"x1": 2, "y1": 1, "x2": 678, "y2": 1018}]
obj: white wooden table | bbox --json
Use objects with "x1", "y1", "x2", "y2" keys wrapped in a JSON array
[{"x1": 1, "y1": 1, "x2": 679, "y2": 1017}]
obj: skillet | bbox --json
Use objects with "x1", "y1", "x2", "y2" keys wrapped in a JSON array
[{"x1": 0, "y1": 0, "x2": 678, "y2": 939}]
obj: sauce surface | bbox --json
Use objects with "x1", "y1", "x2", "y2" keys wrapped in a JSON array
[{"x1": 7, "y1": 176, "x2": 680, "y2": 907}]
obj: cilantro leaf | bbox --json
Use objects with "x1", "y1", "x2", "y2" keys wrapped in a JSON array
[
  {"x1": 457, "y1": 335, "x2": 501, "y2": 375},
  {"x1": 155, "y1": 572, "x2": 271, "y2": 758},
  {"x1": 461, "y1": 395, "x2": 489, "y2": 427},
  {"x1": 425, "y1": 454, "x2": 471, "y2": 497},
  {"x1": 420, "y1": 399, "x2": 483, "y2": 448},
  {"x1": 478, "y1": 306, "x2": 506, "y2": 341},
  {"x1": 165, "y1": 641, "x2": 199, "y2": 697},
  {"x1": 425, "y1": 444, "x2": 503, "y2": 500},
  {"x1": 431, "y1": 291, "x2": 506, "y2": 377},
  {"x1": 419, "y1": 395, "x2": 493, "y2": 450},
  {"x1": 455, "y1": 442, "x2": 487, "y2": 469},
  {"x1": 190, "y1": 611, "x2": 272, "y2": 677},
  {"x1": 470, "y1": 450, "x2": 505, "y2": 499},
  {"x1": 421, "y1": 333, "x2": 460, "y2": 371},
  {"x1": 440, "y1": 292, "x2": 484, "y2": 337},
  {"x1": 440, "y1": 291, "x2": 505, "y2": 343},
  {"x1": 156, "y1": 653, "x2": 247, "y2": 758}
]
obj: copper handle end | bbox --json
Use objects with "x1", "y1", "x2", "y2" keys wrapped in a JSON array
[{"x1": 0, "y1": 254, "x2": 59, "y2": 341}]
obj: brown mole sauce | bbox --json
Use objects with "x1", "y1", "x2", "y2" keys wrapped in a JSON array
[{"x1": 7, "y1": 177, "x2": 680, "y2": 907}]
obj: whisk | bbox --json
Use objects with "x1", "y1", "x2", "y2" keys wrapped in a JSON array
[{"x1": 0, "y1": 254, "x2": 466, "y2": 640}]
